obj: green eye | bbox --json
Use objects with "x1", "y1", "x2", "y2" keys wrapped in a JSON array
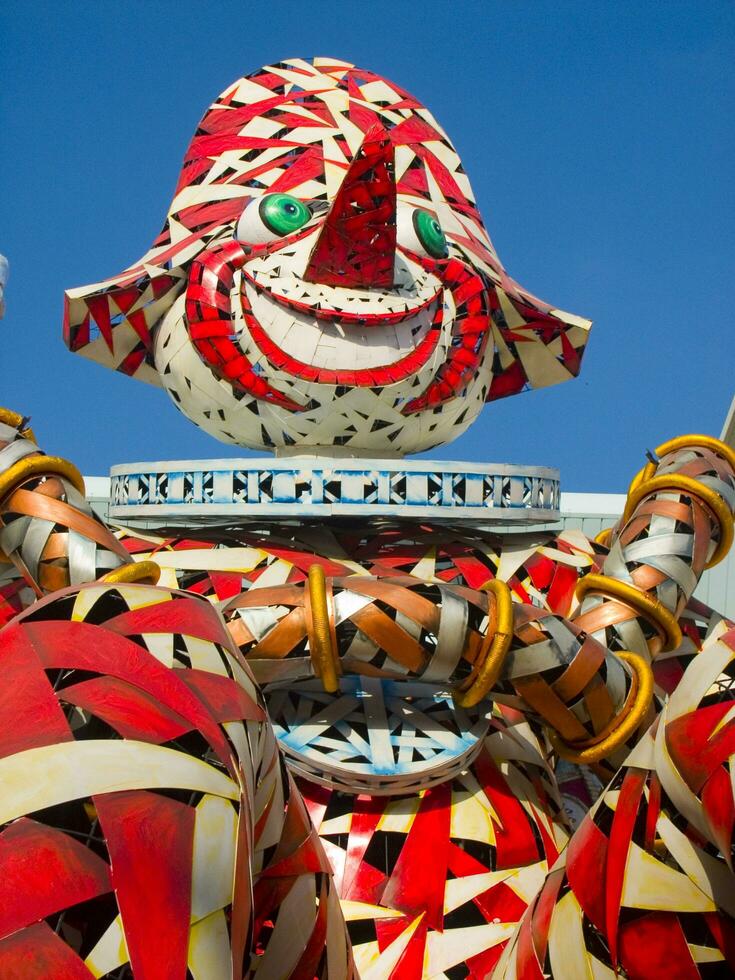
[
  {"x1": 259, "y1": 194, "x2": 311, "y2": 236},
  {"x1": 413, "y1": 209, "x2": 448, "y2": 259}
]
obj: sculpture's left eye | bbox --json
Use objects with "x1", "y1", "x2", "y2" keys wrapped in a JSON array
[
  {"x1": 397, "y1": 206, "x2": 449, "y2": 260},
  {"x1": 236, "y1": 193, "x2": 312, "y2": 244}
]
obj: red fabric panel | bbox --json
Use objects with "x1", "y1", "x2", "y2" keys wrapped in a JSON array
[
  {"x1": 0, "y1": 922, "x2": 95, "y2": 978},
  {"x1": 176, "y1": 667, "x2": 264, "y2": 723},
  {"x1": 619, "y1": 912, "x2": 699, "y2": 980},
  {"x1": 387, "y1": 917, "x2": 428, "y2": 980},
  {"x1": 514, "y1": 900, "x2": 545, "y2": 980},
  {"x1": 375, "y1": 914, "x2": 410, "y2": 952},
  {"x1": 527, "y1": 868, "x2": 564, "y2": 976},
  {"x1": 705, "y1": 912, "x2": 735, "y2": 969},
  {"x1": 260, "y1": 829, "x2": 333, "y2": 878},
  {"x1": 605, "y1": 769, "x2": 646, "y2": 968},
  {"x1": 475, "y1": 880, "x2": 529, "y2": 925},
  {"x1": 23, "y1": 619, "x2": 235, "y2": 770},
  {"x1": 565, "y1": 814, "x2": 608, "y2": 933},
  {"x1": 0, "y1": 624, "x2": 72, "y2": 758},
  {"x1": 94, "y1": 790, "x2": 195, "y2": 980},
  {"x1": 666, "y1": 702, "x2": 735, "y2": 792},
  {"x1": 466, "y1": 940, "x2": 508, "y2": 979},
  {"x1": 381, "y1": 782, "x2": 451, "y2": 931},
  {"x1": 59, "y1": 675, "x2": 192, "y2": 743},
  {"x1": 342, "y1": 796, "x2": 384, "y2": 900},
  {"x1": 473, "y1": 750, "x2": 540, "y2": 869},
  {"x1": 296, "y1": 778, "x2": 331, "y2": 830},
  {"x1": 700, "y1": 764, "x2": 735, "y2": 858},
  {"x1": 546, "y1": 563, "x2": 579, "y2": 616},
  {"x1": 0, "y1": 819, "x2": 111, "y2": 939},
  {"x1": 103, "y1": 594, "x2": 230, "y2": 645},
  {"x1": 208, "y1": 571, "x2": 244, "y2": 601}
]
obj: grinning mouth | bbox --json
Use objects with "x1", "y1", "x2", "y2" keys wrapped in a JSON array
[
  {"x1": 241, "y1": 281, "x2": 444, "y2": 386},
  {"x1": 239, "y1": 254, "x2": 446, "y2": 387},
  {"x1": 241, "y1": 267, "x2": 441, "y2": 326},
  {"x1": 185, "y1": 235, "x2": 489, "y2": 413}
]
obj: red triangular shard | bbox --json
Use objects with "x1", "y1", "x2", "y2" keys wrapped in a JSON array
[{"x1": 304, "y1": 126, "x2": 396, "y2": 288}]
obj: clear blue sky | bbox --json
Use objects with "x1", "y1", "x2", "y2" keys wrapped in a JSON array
[{"x1": 2, "y1": 1, "x2": 733, "y2": 491}]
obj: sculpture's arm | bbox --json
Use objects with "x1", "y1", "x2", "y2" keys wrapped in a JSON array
[
  {"x1": 482, "y1": 435, "x2": 735, "y2": 768},
  {"x1": 220, "y1": 435, "x2": 734, "y2": 771},
  {"x1": 576, "y1": 434, "x2": 735, "y2": 661}
]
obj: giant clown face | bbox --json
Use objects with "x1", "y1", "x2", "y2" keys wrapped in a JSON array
[{"x1": 65, "y1": 57, "x2": 591, "y2": 456}]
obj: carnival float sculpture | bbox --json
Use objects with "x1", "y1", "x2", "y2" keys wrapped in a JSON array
[{"x1": 1, "y1": 57, "x2": 734, "y2": 979}]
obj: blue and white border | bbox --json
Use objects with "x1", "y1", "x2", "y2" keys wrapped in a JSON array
[{"x1": 109, "y1": 457, "x2": 560, "y2": 523}]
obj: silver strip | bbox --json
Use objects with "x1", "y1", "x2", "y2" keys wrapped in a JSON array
[{"x1": 422, "y1": 586, "x2": 467, "y2": 681}]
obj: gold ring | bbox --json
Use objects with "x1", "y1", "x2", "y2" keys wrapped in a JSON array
[
  {"x1": 576, "y1": 572, "x2": 682, "y2": 653},
  {"x1": 0, "y1": 407, "x2": 36, "y2": 444},
  {"x1": 457, "y1": 578, "x2": 514, "y2": 708},
  {"x1": 0, "y1": 455, "x2": 85, "y2": 507},
  {"x1": 548, "y1": 651, "x2": 653, "y2": 764},
  {"x1": 307, "y1": 564, "x2": 339, "y2": 694},
  {"x1": 594, "y1": 527, "x2": 613, "y2": 547},
  {"x1": 624, "y1": 474, "x2": 733, "y2": 569},
  {"x1": 101, "y1": 560, "x2": 160, "y2": 586},
  {"x1": 627, "y1": 462, "x2": 656, "y2": 500},
  {"x1": 655, "y1": 434, "x2": 735, "y2": 476}
]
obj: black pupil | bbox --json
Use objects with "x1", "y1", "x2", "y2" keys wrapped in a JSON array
[{"x1": 285, "y1": 203, "x2": 297, "y2": 214}]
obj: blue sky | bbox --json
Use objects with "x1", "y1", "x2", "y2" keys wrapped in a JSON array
[{"x1": 2, "y1": 0, "x2": 733, "y2": 490}]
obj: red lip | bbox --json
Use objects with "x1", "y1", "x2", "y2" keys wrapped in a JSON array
[{"x1": 241, "y1": 266, "x2": 441, "y2": 326}]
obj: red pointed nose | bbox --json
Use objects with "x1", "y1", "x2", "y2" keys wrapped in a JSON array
[{"x1": 304, "y1": 125, "x2": 396, "y2": 289}]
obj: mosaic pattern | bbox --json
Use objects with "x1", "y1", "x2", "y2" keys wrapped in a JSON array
[
  {"x1": 108, "y1": 459, "x2": 560, "y2": 523},
  {"x1": 116, "y1": 520, "x2": 602, "y2": 616},
  {"x1": 64, "y1": 58, "x2": 591, "y2": 455}
]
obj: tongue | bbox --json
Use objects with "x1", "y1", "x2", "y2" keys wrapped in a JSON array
[{"x1": 304, "y1": 125, "x2": 396, "y2": 289}]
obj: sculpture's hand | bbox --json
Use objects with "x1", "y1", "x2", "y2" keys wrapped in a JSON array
[{"x1": 0, "y1": 407, "x2": 146, "y2": 595}]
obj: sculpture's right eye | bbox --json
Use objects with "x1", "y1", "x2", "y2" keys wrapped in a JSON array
[{"x1": 236, "y1": 194, "x2": 312, "y2": 244}]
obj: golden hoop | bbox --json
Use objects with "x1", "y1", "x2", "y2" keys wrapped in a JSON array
[
  {"x1": 594, "y1": 527, "x2": 613, "y2": 547},
  {"x1": 457, "y1": 578, "x2": 514, "y2": 708},
  {"x1": 307, "y1": 564, "x2": 339, "y2": 694},
  {"x1": 576, "y1": 572, "x2": 682, "y2": 653},
  {"x1": 0, "y1": 407, "x2": 36, "y2": 444},
  {"x1": 548, "y1": 651, "x2": 653, "y2": 764},
  {"x1": 627, "y1": 462, "x2": 655, "y2": 500},
  {"x1": 102, "y1": 560, "x2": 160, "y2": 586},
  {"x1": 0, "y1": 407, "x2": 38, "y2": 445},
  {"x1": 655, "y1": 433, "x2": 735, "y2": 476},
  {"x1": 624, "y1": 473, "x2": 733, "y2": 569},
  {"x1": 0, "y1": 455, "x2": 85, "y2": 508}
]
